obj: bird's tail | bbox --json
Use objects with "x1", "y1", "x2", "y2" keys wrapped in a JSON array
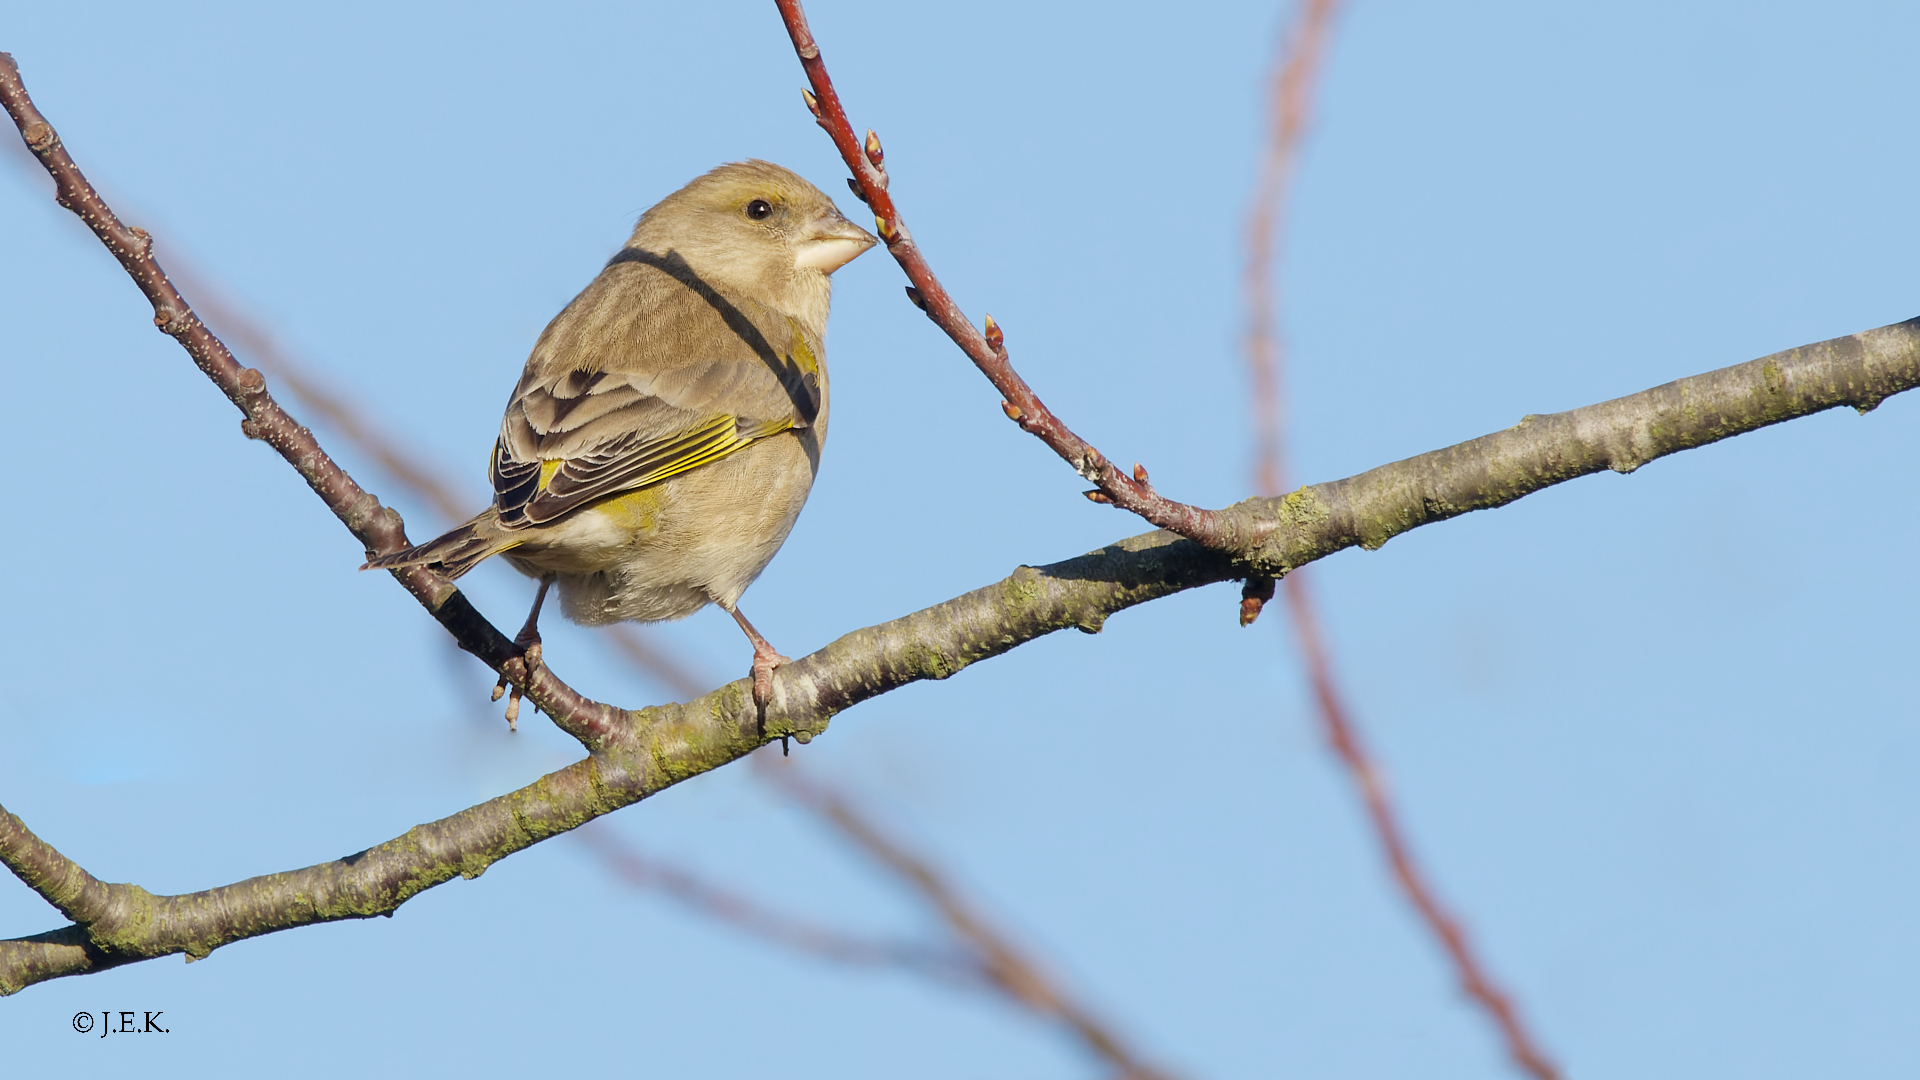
[{"x1": 361, "y1": 510, "x2": 521, "y2": 579}]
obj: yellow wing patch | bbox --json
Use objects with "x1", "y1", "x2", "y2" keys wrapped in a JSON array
[
  {"x1": 521, "y1": 413, "x2": 799, "y2": 527},
  {"x1": 630, "y1": 414, "x2": 790, "y2": 489},
  {"x1": 592, "y1": 487, "x2": 663, "y2": 532},
  {"x1": 540, "y1": 416, "x2": 755, "y2": 495},
  {"x1": 786, "y1": 318, "x2": 820, "y2": 377}
]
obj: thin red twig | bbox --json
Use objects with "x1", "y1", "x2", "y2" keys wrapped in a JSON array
[
  {"x1": 1241, "y1": 5, "x2": 1560, "y2": 1078},
  {"x1": 773, "y1": 0, "x2": 1252, "y2": 555}
]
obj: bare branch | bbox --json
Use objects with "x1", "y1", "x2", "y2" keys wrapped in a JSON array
[
  {"x1": 179, "y1": 272, "x2": 476, "y2": 526},
  {"x1": 0, "y1": 523, "x2": 1215, "y2": 994},
  {"x1": 773, "y1": 0, "x2": 1250, "y2": 553},
  {"x1": 3, "y1": 309, "x2": 1913, "y2": 995},
  {"x1": 0, "y1": 805, "x2": 116, "y2": 927},
  {"x1": 1241, "y1": 4, "x2": 1562, "y2": 1077},
  {"x1": 2, "y1": 46, "x2": 1916, "y2": 999},
  {"x1": 1235, "y1": 316, "x2": 1919, "y2": 575},
  {"x1": 2, "y1": 752, "x2": 632, "y2": 993},
  {"x1": 175, "y1": 263, "x2": 718, "y2": 703},
  {"x1": 0, "y1": 50, "x2": 629, "y2": 750}
]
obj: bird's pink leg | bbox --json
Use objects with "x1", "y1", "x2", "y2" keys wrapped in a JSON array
[
  {"x1": 493, "y1": 576, "x2": 555, "y2": 729},
  {"x1": 719, "y1": 601, "x2": 790, "y2": 712},
  {"x1": 512, "y1": 576, "x2": 554, "y2": 658}
]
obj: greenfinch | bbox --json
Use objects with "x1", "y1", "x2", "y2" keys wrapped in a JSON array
[{"x1": 366, "y1": 160, "x2": 876, "y2": 707}]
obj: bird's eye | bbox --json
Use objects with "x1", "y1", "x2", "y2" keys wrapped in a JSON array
[{"x1": 745, "y1": 199, "x2": 774, "y2": 221}]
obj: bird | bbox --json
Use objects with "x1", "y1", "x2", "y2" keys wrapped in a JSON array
[{"x1": 365, "y1": 159, "x2": 876, "y2": 714}]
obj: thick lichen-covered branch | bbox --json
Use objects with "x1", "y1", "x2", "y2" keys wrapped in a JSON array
[
  {"x1": 7, "y1": 310, "x2": 1917, "y2": 992},
  {"x1": 4, "y1": 31, "x2": 1918, "y2": 999},
  {"x1": 790, "y1": 5, "x2": 1920, "y2": 580},
  {"x1": 1232, "y1": 317, "x2": 1920, "y2": 574},
  {"x1": 0, "y1": 528, "x2": 1224, "y2": 995}
]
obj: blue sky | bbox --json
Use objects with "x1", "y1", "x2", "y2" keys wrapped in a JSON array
[{"x1": 2, "y1": 2, "x2": 1917, "y2": 1077}]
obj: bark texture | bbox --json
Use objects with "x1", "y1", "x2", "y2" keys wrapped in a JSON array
[
  {"x1": 4, "y1": 46, "x2": 1918, "y2": 997},
  {"x1": 6, "y1": 315, "x2": 1917, "y2": 994}
]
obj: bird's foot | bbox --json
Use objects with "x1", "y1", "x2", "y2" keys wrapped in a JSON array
[
  {"x1": 492, "y1": 578, "x2": 553, "y2": 732},
  {"x1": 490, "y1": 675, "x2": 522, "y2": 731},
  {"x1": 719, "y1": 601, "x2": 787, "y2": 717},
  {"x1": 749, "y1": 642, "x2": 791, "y2": 714},
  {"x1": 491, "y1": 636, "x2": 544, "y2": 733}
]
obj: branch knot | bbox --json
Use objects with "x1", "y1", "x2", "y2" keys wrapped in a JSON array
[{"x1": 152, "y1": 308, "x2": 196, "y2": 338}]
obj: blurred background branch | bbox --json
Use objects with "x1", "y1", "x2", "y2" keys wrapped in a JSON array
[
  {"x1": 763, "y1": 757, "x2": 1180, "y2": 1080},
  {"x1": 171, "y1": 262, "x2": 712, "y2": 700},
  {"x1": 1241, "y1": 3, "x2": 1560, "y2": 1078},
  {"x1": 576, "y1": 820, "x2": 980, "y2": 985}
]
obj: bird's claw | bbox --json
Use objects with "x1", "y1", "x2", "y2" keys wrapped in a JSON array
[
  {"x1": 493, "y1": 640, "x2": 543, "y2": 733},
  {"x1": 749, "y1": 646, "x2": 790, "y2": 713}
]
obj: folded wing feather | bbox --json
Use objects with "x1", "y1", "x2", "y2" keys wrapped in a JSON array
[{"x1": 492, "y1": 356, "x2": 812, "y2": 529}]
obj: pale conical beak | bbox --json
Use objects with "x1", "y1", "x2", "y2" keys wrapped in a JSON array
[{"x1": 794, "y1": 209, "x2": 878, "y2": 274}]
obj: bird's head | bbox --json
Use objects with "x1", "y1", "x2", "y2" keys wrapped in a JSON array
[{"x1": 629, "y1": 160, "x2": 876, "y2": 307}]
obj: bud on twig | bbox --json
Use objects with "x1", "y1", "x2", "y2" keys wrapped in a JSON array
[
  {"x1": 864, "y1": 128, "x2": 885, "y2": 167},
  {"x1": 801, "y1": 88, "x2": 822, "y2": 118},
  {"x1": 1083, "y1": 490, "x2": 1113, "y2": 504},
  {"x1": 983, "y1": 314, "x2": 1004, "y2": 351},
  {"x1": 21, "y1": 120, "x2": 54, "y2": 152},
  {"x1": 875, "y1": 216, "x2": 893, "y2": 241},
  {"x1": 1239, "y1": 577, "x2": 1277, "y2": 627},
  {"x1": 905, "y1": 286, "x2": 926, "y2": 311},
  {"x1": 1001, "y1": 400, "x2": 1023, "y2": 421},
  {"x1": 846, "y1": 177, "x2": 869, "y2": 205},
  {"x1": 1133, "y1": 462, "x2": 1149, "y2": 484}
]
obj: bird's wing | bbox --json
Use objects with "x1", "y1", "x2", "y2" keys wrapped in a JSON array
[{"x1": 492, "y1": 345, "x2": 821, "y2": 528}]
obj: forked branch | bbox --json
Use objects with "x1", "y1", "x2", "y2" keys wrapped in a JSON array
[
  {"x1": 2, "y1": 47, "x2": 1917, "y2": 1000},
  {"x1": 774, "y1": 0, "x2": 1252, "y2": 552}
]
